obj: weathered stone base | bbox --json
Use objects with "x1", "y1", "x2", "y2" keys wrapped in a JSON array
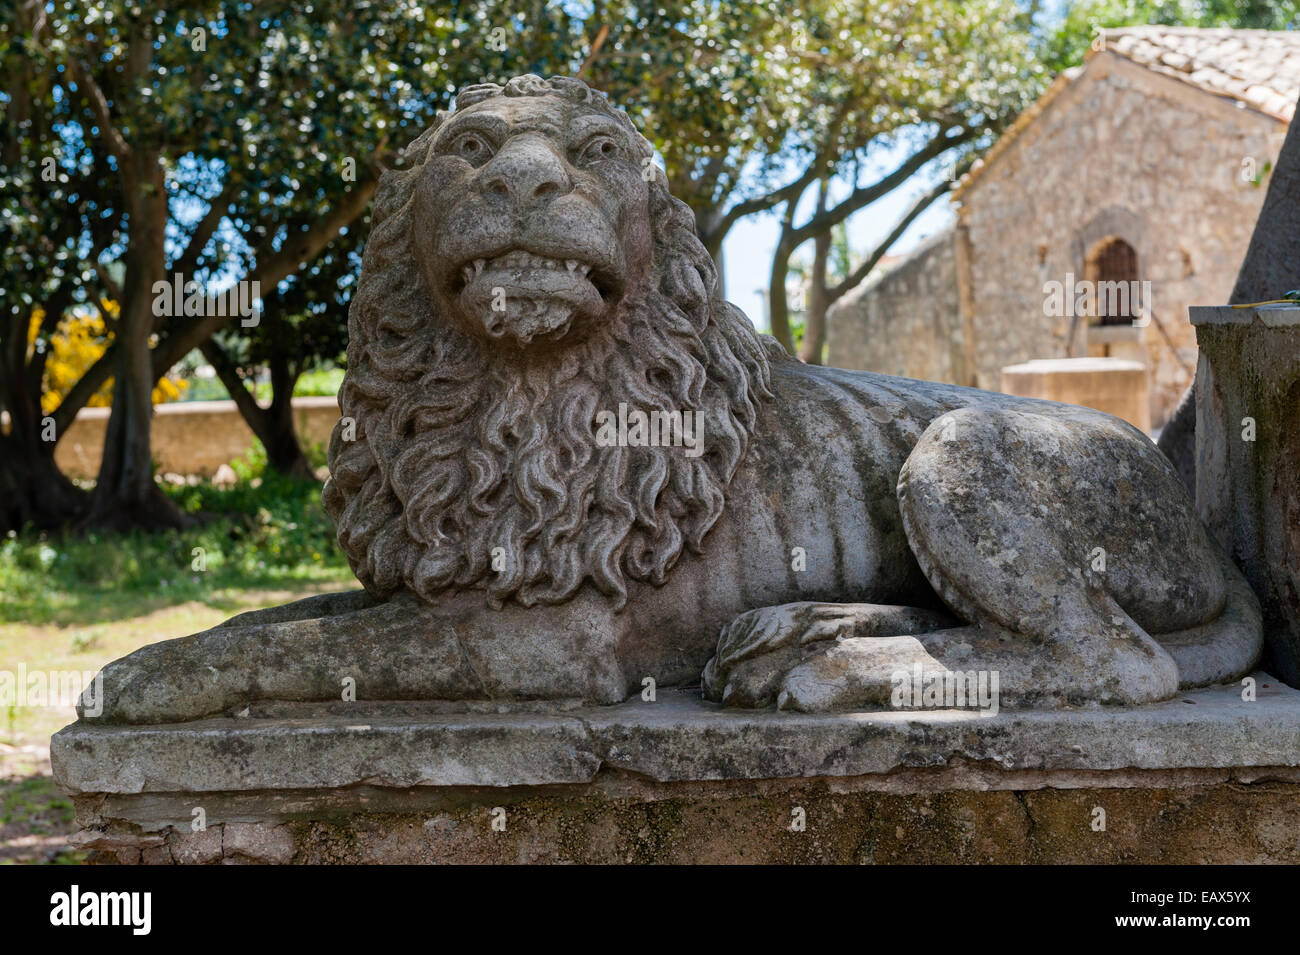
[
  {"x1": 54, "y1": 675, "x2": 1300, "y2": 864},
  {"x1": 69, "y1": 766, "x2": 1300, "y2": 864}
]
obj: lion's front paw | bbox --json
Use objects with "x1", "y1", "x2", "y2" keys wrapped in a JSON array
[
  {"x1": 776, "y1": 635, "x2": 947, "y2": 712},
  {"x1": 702, "y1": 602, "x2": 955, "y2": 709},
  {"x1": 77, "y1": 634, "x2": 246, "y2": 725},
  {"x1": 701, "y1": 603, "x2": 855, "y2": 707}
]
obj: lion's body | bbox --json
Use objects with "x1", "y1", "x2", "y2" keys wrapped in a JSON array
[{"x1": 553, "y1": 357, "x2": 1250, "y2": 701}]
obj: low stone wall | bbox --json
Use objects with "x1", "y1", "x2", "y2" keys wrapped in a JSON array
[
  {"x1": 54, "y1": 677, "x2": 1300, "y2": 864},
  {"x1": 52, "y1": 396, "x2": 341, "y2": 479},
  {"x1": 826, "y1": 231, "x2": 964, "y2": 382},
  {"x1": 1000, "y1": 357, "x2": 1151, "y2": 433}
]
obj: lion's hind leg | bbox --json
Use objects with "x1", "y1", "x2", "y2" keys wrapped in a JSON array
[
  {"x1": 1154, "y1": 549, "x2": 1262, "y2": 688},
  {"x1": 896, "y1": 406, "x2": 1192, "y2": 708}
]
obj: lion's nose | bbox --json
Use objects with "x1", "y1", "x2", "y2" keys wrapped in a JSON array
[{"x1": 479, "y1": 135, "x2": 572, "y2": 209}]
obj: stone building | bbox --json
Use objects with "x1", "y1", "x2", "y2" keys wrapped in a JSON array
[{"x1": 826, "y1": 27, "x2": 1299, "y2": 430}]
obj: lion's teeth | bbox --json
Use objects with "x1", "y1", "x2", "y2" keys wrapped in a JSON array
[
  {"x1": 486, "y1": 252, "x2": 587, "y2": 273},
  {"x1": 473, "y1": 259, "x2": 484, "y2": 275}
]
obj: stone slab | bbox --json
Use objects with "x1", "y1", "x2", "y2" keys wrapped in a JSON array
[
  {"x1": 1190, "y1": 303, "x2": 1300, "y2": 327},
  {"x1": 52, "y1": 673, "x2": 1300, "y2": 796}
]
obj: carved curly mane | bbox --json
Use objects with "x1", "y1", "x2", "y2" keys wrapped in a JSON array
[{"x1": 323, "y1": 75, "x2": 775, "y2": 609}]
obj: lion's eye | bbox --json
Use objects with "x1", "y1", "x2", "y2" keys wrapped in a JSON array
[
  {"x1": 577, "y1": 135, "x2": 620, "y2": 165},
  {"x1": 454, "y1": 133, "x2": 494, "y2": 164}
]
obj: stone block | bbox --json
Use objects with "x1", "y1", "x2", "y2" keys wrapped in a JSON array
[
  {"x1": 1192, "y1": 304, "x2": 1300, "y2": 684},
  {"x1": 1000, "y1": 357, "x2": 1150, "y2": 432},
  {"x1": 51, "y1": 680, "x2": 1300, "y2": 863}
]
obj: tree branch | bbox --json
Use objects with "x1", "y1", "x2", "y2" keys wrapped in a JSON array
[
  {"x1": 52, "y1": 344, "x2": 114, "y2": 437},
  {"x1": 704, "y1": 155, "x2": 826, "y2": 253},
  {"x1": 702, "y1": 100, "x2": 854, "y2": 249},
  {"x1": 200, "y1": 337, "x2": 269, "y2": 439},
  {"x1": 94, "y1": 262, "x2": 122, "y2": 306},
  {"x1": 65, "y1": 56, "x2": 131, "y2": 165},
  {"x1": 173, "y1": 180, "x2": 237, "y2": 278},
  {"x1": 151, "y1": 175, "x2": 378, "y2": 376},
  {"x1": 828, "y1": 175, "x2": 954, "y2": 303},
  {"x1": 577, "y1": 23, "x2": 610, "y2": 76},
  {"x1": 788, "y1": 125, "x2": 975, "y2": 249}
]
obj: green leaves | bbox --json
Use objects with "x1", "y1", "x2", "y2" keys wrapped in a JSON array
[{"x1": 1040, "y1": 0, "x2": 1300, "y2": 74}]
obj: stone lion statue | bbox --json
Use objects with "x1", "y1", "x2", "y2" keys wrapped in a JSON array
[{"x1": 86, "y1": 75, "x2": 1261, "y2": 723}]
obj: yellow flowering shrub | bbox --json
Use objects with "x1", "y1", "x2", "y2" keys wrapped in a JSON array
[{"x1": 29, "y1": 305, "x2": 186, "y2": 413}]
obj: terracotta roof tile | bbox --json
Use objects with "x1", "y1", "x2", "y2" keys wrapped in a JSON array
[{"x1": 1097, "y1": 26, "x2": 1300, "y2": 120}]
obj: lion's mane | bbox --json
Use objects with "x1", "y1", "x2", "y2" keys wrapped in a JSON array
[{"x1": 323, "y1": 75, "x2": 776, "y2": 609}]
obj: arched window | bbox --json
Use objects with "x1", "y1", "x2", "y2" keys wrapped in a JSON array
[{"x1": 1085, "y1": 238, "x2": 1140, "y2": 326}]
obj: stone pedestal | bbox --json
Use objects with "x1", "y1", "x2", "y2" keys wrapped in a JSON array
[
  {"x1": 1000, "y1": 357, "x2": 1150, "y2": 433},
  {"x1": 1191, "y1": 304, "x2": 1300, "y2": 685},
  {"x1": 53, "y1": 679, "x2": 1300, "y2": 864}
]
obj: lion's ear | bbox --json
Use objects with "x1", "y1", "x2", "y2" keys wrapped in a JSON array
[
  {"x1": 395, "y1": 113, "x2": 445, "y2": 170},
  {"x1": 370, "y1": 114, "x2": 447, "y2": 226}
]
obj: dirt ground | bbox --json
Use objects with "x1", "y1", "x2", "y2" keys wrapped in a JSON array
[{"x1": 0, "y1": 586, "x2": 340, "y2": 865}]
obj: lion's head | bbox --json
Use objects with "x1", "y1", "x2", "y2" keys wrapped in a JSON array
[{"x1": 323, "y1": 75, "x2": 777, "y2": 609}]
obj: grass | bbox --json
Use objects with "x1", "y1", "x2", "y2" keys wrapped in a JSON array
[
  {"x1": 0, "y1": 587, "x2": 344, "y2": 865},
  {"x1": 0, "y1": 775, "x2": 81, "y2": 865},
  {"x1": 0, "y1": 586, "x2": 347, "y2": 749},
  {"x1": 178, "y1": 364, "x2": 344, "y2": 403},
  {"x1": 0, "y1": 470, "x2": 353, "y2": 628},
  {"x1": 293, "y1": 366, "x2": 346, "y2": 397}
]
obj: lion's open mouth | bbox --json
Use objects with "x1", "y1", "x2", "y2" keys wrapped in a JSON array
[{"x1": 453, "y1": 249, "x2": 610, "y2": 344}]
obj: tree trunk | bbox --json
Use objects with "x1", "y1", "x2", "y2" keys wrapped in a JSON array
[
  {"x1": 767, "y1": 238, "x2": 796, "y2": 355},
  {"x1": 1157, "y1": 93, "x2": 1300, "y2": 494},
  {"x1": 766, "y1": 191, "x2": 804, "y2": 355},
  {"x1": 83, "y1": 300, "x2": 187, "y2": 531},
  {"x1": 799, "y1": 227, "x2": 832, "y2": 365},
  {"x1": 696, "y1": 206, "x2": 727, "y2": 294},
  {"x1": 714, "y1": 240, "x2": 726, "y2": 300},
  {"x1": 0, "y1": 438, "x2": 87, "y2": 533},
  {"x1": 0, "y1": 288, "x2": 89, "y2": 531},
  {"x1": 264, "y1": 357, "x2": 313, "y2": 479},
  {"x1": 82, "y1": 153, "x2": 190, "y2": 531},
  {"x1": 200, "y1": 339, "x2": 314, "y2": 479}
]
